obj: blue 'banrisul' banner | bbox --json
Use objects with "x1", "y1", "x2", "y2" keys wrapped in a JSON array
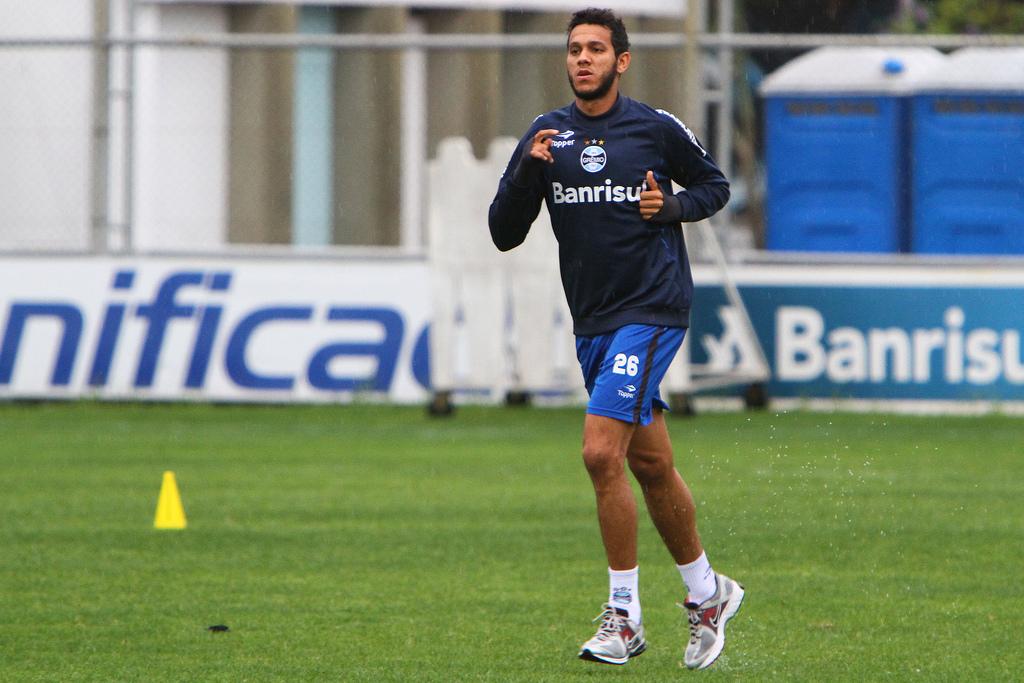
[{"x1": 691, "y1": 284, "x2": 1024, "y2": 400}]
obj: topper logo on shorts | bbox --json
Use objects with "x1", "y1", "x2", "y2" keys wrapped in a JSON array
[
  {"x1": 617, "y1": 384, "x2": 636, "y2": 399},
  {"x1": 580, "y1": 145, "x2": 606, "y2": 172}
]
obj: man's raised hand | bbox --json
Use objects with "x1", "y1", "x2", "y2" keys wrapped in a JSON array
[
  {"x1": 528, "y1": 129, "x2": 561, "y2": 164},
  {"x1": 639, "y1": 170, "x2": 664, "y2": 220}
]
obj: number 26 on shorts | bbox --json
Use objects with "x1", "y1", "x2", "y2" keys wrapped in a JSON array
[{"x1": 612, "y1": 353, "x2": 640, "y2": 377}]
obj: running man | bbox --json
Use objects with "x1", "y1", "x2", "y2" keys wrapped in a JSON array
[{"x1": 488, "y1": 7, "x2": 744, "y2": 670}]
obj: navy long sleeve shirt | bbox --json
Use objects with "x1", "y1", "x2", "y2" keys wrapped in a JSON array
[{"x1": 488, "y1": 95, "x2": 730, "y2": 336}]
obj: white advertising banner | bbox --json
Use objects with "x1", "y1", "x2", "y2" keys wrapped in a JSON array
[
  {"x1": 0, "y1": 256, "x2": 432, "y2": 403},
  {"x1": 9, "y1": 254, "x2": 1020, "y2": 408},
  {"x1": 146, "y1": 0, "x2": 686, "y2": 18}
]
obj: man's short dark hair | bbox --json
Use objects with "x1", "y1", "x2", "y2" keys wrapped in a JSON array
[{"x1": 567, "y1": 8, "x2": 630, "y2": 57}]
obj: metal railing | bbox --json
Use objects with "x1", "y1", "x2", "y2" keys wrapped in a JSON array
[
  {"x1": 3, "y1": 31, "x2": 1023, "y2": 49},
  {"x1": 3, "y1": 26, "x2": 1020, "y2": 256}
]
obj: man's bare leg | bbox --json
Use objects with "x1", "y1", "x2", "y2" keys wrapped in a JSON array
[
  {"x1": 581, "y1": 413, "x2": 638, "y2": 570},
  {"x1": 626, "y1": 409, "x2": 703, "y2": 565},
  {"x1": 577, "y1": 413, "x2": 649, "y2": 666}
]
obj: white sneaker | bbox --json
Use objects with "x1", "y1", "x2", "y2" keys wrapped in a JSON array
[
  {"x1": 682, "y1": 573, "x2": 745, "y2": 670},
  {"x1": 578, "y1": 604, "x2": 647, "y2": 665}
]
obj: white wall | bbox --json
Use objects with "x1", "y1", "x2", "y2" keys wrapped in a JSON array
[
  {"x1": 428, "y1": 137, "x2": 581, "y2": 399},
  {"x1": 133, "y1": 3, "x2": 229, "y2": 251},
  {"x1": 0, "y1": 1, "x2": 93, "y2": 250}
]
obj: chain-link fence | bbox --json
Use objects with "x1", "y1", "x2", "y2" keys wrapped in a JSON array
[{"x1": 2, "y1": 2, "x2": 1021, "y2": 256}]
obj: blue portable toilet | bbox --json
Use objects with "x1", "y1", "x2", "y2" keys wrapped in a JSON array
[
  {"x1": 910, "y1": 48, "x2": 1024, "y2": 255},
  {"x1": 761, "y1": 47, "x2": 946, "y2": 253}
]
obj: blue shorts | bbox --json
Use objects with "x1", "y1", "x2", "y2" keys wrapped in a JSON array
[{"x1": 575, "y1": 324, "x2": 686, "y2": 426}]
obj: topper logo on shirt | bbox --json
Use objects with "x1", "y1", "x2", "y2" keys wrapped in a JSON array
[
  {"x1": 580, "y1": 141, "x2": 606, "y2": 173},
  {"x1": 551, "y1": 130, "x2": 576, "y2": 149}
]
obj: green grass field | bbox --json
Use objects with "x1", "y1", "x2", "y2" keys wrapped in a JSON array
[{"x1": 1, "y1": 402, "x2": 1021, "y2": 681}]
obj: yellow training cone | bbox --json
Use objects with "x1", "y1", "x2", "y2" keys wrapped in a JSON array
[{"x1": 154, "y1": 471, "x2": 187, "y2": 529}]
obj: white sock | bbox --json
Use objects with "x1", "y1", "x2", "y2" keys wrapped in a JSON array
[
  {"x1": 677, "y1": 552, "x2": 716, "y2": 605},
  {"x1": 608, "y1": 566, "x2": 641, "y2": 624}
]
